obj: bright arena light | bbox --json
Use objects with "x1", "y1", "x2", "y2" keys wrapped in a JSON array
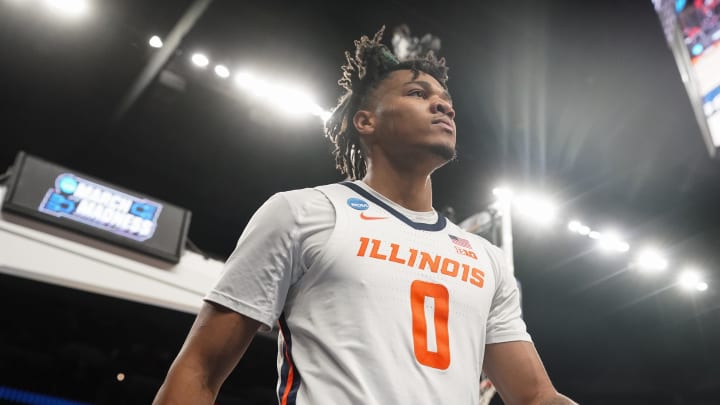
[
  {"x1": 568, "y1": 220, "x2": 582, "y2": 232},
  {"x1": 148, "y1": 35, "x2": 163, "y2": 48},
  {"x1": 570, "y1": 221, "x2": 600, "y2": 238},
  {"x1": 307, "y1": 103, "x2": 331, "y2": 120},
  {"x1": 191, "y1": 53, "x2": 210, "y2": 68},
  {"x1": 272, "y1": 86, "x2": 323, "y2": 116},
  {"x1": 635, "y1": 248, "x2": 668, "y2": 272},
  {"x1": 678, "y1": 270, "x2": 701, "y2": 290},
  {"x1": 596, "y1": 231, "x2": 629, "y2": 253},
  {"x1": 45, "y1": 0, "x2": 88, "y2": 17},
  {"x1": 214, "y1": 64, "x2": 230, "y2": 79},
  {"x1": 482, "y1": 183, "x2": 704, "y2": 298},
  {"x1": 234, "y1": 71, "x2": 329, "y2": 119},
  {"x1": 677, "y1": 269, "x2": 709, "y2": 293},
  {"x1": 234, "y1": 71, "x2": 254, "y2": 87},
  {"x1": 319, "y1": 110, "x2": 332, "y2": 122},
  {"x1": 236, "y1": 74, "x2": 271, "y2": 97},
  {"x1": 492, "y1": 186, "x2": 515, "y2": 202},
  {"x1": 513, "y1": 194, "x2": 557, "y2": 226}
]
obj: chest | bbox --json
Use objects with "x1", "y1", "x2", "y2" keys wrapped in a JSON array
[{"x1": 311, "y1": 214, "x2": 497, "y2": 321}]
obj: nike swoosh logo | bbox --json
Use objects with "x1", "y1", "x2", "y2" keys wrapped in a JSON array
[{"x1": 360, "y1": 212, "x2": 388, "y2": 220}]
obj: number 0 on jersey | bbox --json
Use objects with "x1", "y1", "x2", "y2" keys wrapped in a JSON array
[{"x1": 410, "y1": 280, "x2": 451, "y2": 370}]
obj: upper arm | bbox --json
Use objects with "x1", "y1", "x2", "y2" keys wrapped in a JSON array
[
  {"x1": 154, "y1": 302, "x2": 262, "y2": 403},
  {"x1": 482, "y1": 341, "x2": 557, "y2": 405},
  {"x1": 180, "y1": 302, "x2": 262, "y2": 388}
]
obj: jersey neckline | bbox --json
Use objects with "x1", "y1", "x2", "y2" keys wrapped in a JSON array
[{"x1": 340, "y1": 181, "x2": 447, "y2": 232}]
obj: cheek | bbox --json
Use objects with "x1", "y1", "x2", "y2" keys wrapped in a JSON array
[
  {"x1": 376, "y1": 105, "x2": 401, "y2": 133},
  {"x1": 378, "y1": 103, "x2": 423, "y2": 133}
]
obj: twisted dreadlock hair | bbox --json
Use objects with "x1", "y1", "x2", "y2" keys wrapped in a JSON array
[{"x1": 324, "y1": 26, "x2": 450, "y2": 180}]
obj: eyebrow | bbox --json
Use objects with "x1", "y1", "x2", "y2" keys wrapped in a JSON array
[{"x1": 403, "y1": 80, "x2": 453, "y2": 103}]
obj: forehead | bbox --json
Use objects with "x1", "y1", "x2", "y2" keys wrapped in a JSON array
[{"x1": 381, "y1": 69, "x2": 445, "y2": 91}]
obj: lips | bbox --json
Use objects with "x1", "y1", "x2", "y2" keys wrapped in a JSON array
[{"x1": 432, "y1": 118, "x2": 455, "y2": 133}]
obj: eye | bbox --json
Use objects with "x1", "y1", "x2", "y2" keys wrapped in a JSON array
[{"x1": 408, "y1": 89, "x2": 426, "y2": 98}]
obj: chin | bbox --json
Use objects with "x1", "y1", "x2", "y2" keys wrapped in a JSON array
[{"x1": 428, "y1": 143, "x2": 457, "y2": 162}]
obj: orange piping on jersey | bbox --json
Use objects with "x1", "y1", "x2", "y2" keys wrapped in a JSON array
[{"x1": 281, "y1": 343, "x2": 295, "y2": 405}]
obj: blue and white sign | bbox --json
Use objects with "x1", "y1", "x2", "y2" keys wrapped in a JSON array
[{"x1": 39, "y1": 173, "x2": 163, "y2": 241}]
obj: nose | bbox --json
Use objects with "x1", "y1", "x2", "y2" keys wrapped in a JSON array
[{"x1": 432, "y1": 98, "x2": 455, "y2": 120}]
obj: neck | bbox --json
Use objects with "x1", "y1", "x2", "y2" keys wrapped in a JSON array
[{"x1": 361, "y1": 159, "x2": 435, "y2": 212}]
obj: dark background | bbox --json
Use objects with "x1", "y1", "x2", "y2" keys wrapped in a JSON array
[{"x1": 0, "y1": 0, "x2": 718, "y2": 404}]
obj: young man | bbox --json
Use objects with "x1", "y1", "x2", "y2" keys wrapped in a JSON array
[{"x1": 153, "y1": 27, "x2": 576, "y2": 405}]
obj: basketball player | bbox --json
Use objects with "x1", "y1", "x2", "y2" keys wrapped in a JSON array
[{"x1": 153, "y1": 27, "x2": 576, "y2": 405}]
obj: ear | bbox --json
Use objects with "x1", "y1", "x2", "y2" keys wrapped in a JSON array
[{"x1": 352, "y1": 109, "x2": 376, "y2": 136}]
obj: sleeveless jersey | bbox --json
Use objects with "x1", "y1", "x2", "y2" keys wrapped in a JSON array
[{"x1": 274, "y1": 182, "x2": 530, "y2": 405}]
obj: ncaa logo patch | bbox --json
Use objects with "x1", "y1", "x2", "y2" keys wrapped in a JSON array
[{"x1": 347, "y1": 197, "x2": 369, "y2": 211}]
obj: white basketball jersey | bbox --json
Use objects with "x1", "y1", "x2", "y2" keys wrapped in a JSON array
[{"x1": 275, "y1": 182, "x2": 528, "y2": 405}]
